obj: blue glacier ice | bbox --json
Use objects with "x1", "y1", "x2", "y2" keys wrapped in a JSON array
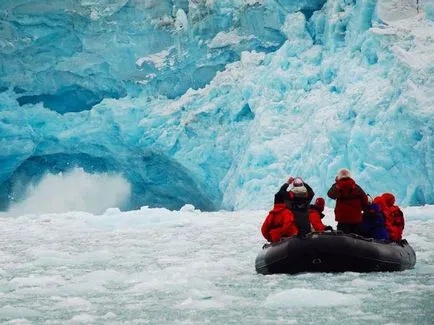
[{"x1": 0, "y1": 0, "x2": 433, "y2": 212}]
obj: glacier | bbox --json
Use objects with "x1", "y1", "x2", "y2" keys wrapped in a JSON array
[{"x1": 0, "y1": 0, "x2": 433, "y2": 213}]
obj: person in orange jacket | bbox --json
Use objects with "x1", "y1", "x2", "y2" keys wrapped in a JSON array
[
  {"x1": 261, "y1": 177, "x2": 299, "y2": 242},
  {"x1": 375, "y1": 193, "x2": 405, "y2": 241},
  {"x1": 327, "y1": 168, "x2": 368, "y2": 234},
  {"x1": 308, "y1": 197, "x2": 333, "y2": 232}
]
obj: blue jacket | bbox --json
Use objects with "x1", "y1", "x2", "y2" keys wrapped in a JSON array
[{"x1": 360, "y1": 203, "x2": 389, "y2": 240}]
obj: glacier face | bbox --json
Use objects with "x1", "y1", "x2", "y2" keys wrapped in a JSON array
[{"x1": 0, "y1": 0, "x2": 433, "y2": 212}]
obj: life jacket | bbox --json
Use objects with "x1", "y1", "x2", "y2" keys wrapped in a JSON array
[
  {"x1": 308, "y1": 205, "x2": 326, "y2": 232},
  {"x1": 378, "y1": 193, "x2": 405, "y2": 241},
  {"x1": 261, "y1": 203, "x2": 298, "y2": 242},
  {"x1": 309, "y1": 204, "x2": 325, "y2": 219},
  {"x1": 386, "y1": 205, "x2": 404, "y2": 241}
]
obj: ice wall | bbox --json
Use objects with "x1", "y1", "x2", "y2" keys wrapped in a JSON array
[{"x1": 0, "y1": 0, "x2": 433, "y2": 212}]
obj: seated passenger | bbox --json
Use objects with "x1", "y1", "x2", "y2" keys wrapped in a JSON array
[
  {"x1": 285, "y1": 176, "x2": 315, "y2": 237},
  {"x1": 359, "y1": 195, "x2": 389, "y2": 240},
  {"x1": 380, "y1": 193, "x2": 405, "y2": 241},
  {"x1": 308, "y1": 197, "x2": 333, "y2": 232},
  {"x1": 327, "y1": 168, "x2": 368, "y2": 234},
  {"x1": 261, "y1": 177, "x2": 298, "y2": 242}
]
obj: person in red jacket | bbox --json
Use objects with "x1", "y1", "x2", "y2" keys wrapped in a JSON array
[
  {"x1": 261, "y1": 177, "x2": 298, "y2": 242},
  {"x1": 327, "y1": 168, "x2": 368, "y2": 234},
  {"x1": 308, "y1": 197, "x2": 333, "y2": 232},
  {"x1": 376, "y1": 193, "x2": 405, "y2": 241}
]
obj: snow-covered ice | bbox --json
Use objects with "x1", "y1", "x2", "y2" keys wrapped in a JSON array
[{"x1": 0, "y1": 205, "x2": 433, "y2": 324}]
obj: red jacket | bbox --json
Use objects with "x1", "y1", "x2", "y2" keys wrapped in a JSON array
[
  {"x1": 378, "y1": 193, "x2": 405, "y2": 241},
  {"x1": 261, "y1": 203, "x2": 298, "y2": 242},
  {"x1": 308, "y1": 206, "x2": 326, "y2": 231},
  {"x1": 327, "y1": 178, "x2": 368, "y2": 224}
]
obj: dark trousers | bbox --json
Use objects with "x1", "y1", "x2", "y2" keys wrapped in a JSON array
[
  {"x1": 337, "y1": 223, "x2": 360, "y2": 235},
  {"x1": 293, "y1": 210, "x2": 311, "y2": 237}
]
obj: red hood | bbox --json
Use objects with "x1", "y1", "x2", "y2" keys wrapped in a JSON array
[
  {"x1": 336, "y1": 177, "x2": 356, "y2": 189},
  {"x1": 381, "y1": 193, "x2": 396, "y2": 207},
  {"x1": 374, "y1": 196, "x2": 387, "y2": 210},
  {"x1": 314, "y1": 198, "x2": 325, "y2": 211}
]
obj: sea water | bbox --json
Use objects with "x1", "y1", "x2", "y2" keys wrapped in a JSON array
[{"x1": 0, "y1": 205, "x2": 432, "y2": 324}]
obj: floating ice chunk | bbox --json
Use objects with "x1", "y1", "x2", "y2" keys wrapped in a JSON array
[
  {"x1": 177, "y1": 296, "x2": 225, "y2": 309},
  {"x1": 180, "y1": 204, "x2": 196, "y2": 212},
  {"x1": 9, "y1": 275, "x2": 65, "y2": 288},
  {"x1": 66, "y1": 313, "x2": 95, "y2": 324},
  {"x1": 5, "y1": 319, "x2": 31, "y2": 325},
  {"x1": 54, "y1": 297, "x2": 92, "y2": 311},
  {"x1": 0, "y1": 306, "x2": 41, "y2": 318},
  {"x1": 101, "y1": 312, "x2": 117, "y2": 319},
  {"x1": 265, "y1": 288, "x2": 360, "y2": 307}
]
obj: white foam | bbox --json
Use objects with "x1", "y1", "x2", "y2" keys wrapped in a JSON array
[
  {"x1": 5, "y1": 319, "x2": 31, "y2": 325},
  {"x1": 9, "y1": 275, "x2": 65, "y2": 287},
  {"x1": 65, "y1": 313, "x2": 95, "y2": 324},
  {"x1": 265, "y1": 288, "x2": 360, "y2": 307},
  {"x1": 6, "y1": 168, "x2": 131, "y2": 216},
  {"x1": 0, "y1": 306, "x2": 41, "y2": 318}
]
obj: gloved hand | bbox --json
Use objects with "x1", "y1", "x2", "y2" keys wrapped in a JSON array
[
  {"x1": 324, "y1": 226, "x2": 333, "y2": 231},
  {"x1": 288, "y1": 176, "x2": 294, "y2": 184}
]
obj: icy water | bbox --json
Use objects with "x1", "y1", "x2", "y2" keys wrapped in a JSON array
[{"x1": 0, "y1": 206, "x2": 433, "y2": 324}]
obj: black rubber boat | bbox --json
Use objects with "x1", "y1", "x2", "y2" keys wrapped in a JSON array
[{"x1": 255, "y1": 231, "x2": 416, "y2": 275}]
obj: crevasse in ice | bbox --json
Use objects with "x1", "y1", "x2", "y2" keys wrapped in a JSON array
[{"x1": 0, "y1": 0, "x2": 432, "y2": 211}]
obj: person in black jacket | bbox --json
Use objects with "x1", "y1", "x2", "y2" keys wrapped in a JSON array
[{"x1": 284, "y1": 177, "x2": 315, "y2": 237}]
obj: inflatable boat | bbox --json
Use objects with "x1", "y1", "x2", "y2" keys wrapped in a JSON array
[{"x1": 255, "y1": 231, "x2": 416, "y2": 275}]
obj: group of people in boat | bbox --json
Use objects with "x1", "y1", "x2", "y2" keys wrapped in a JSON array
[{"x1": 261, "y1": 168, "x2": 405, "y2": 243}]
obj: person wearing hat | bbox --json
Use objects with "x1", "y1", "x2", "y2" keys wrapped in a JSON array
[
  {"x1": 308, "y1": 197, "x2": 333, "y2": 232},
  {"x1": 261, "y1": 177, "x2": 299, "y2": 242},
  {"x1": 327, "y1": 168, "x2": 368, "y2": 234},
  {"x1": 285, "y1": 176, "x2": 315, "y2": 237},
  {"x1": 374, "y1": 193, "x2": 405, "y2": 241}
]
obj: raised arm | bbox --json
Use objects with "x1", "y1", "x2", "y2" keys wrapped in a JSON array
[
  {"x1": 274, "y1": 177, "x2": 294, "y2": 204},
  {"x1": 303, "y1": 182, "x2": 315, "y2": 201}
]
